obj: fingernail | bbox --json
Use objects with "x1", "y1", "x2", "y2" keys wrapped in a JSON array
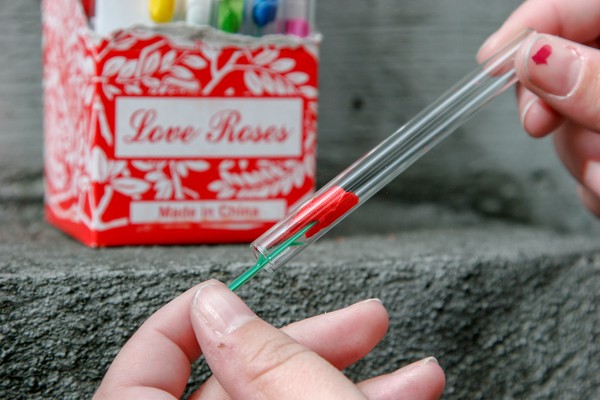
[
  {"x1": 419, "y1": 356, "x2": 439, "y2": 365},
  {"x1": 525, "y1": 35, "x2": 583, "y2": 97},
  {"x1": 391, "y1": 356, "x2": 439, "y2": 376},
  {"x1": 192, "y1": 280, "x2": 257, "y2": 336},
  {"x1": 583, "y1": 161, "x2": 600, "y2": 198},
  {"x1": 359, "y1": 298, "x2": 383, "y2": 305}
]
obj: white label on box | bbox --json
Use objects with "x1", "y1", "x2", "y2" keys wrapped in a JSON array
[
  {"x1": 130, "y1": 200, "x2": 287, "y2": 224},
  {"x1": 115, "y1": 97, "x2": 303, "y2": 158}
]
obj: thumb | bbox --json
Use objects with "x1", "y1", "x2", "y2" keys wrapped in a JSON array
[
  {"x1": 190, "y1": 280, "x2": 367, "y2": 400},
  {"x1": 515, "y1": 33, "x2": 600, "y2": 132}
]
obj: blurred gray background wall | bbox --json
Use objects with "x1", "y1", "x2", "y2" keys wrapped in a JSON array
[{"x1": 1, "y1": 0, "x2": 598, "y2": 233}]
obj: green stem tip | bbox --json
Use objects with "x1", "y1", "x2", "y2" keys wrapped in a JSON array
[{"x1": 228, "y1": 222, "x2": 316, "y2": 291}]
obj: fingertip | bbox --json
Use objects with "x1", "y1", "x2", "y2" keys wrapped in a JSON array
[
  {"x1": 520, "y1": 96, "x2": 563, "y2": 138},
  {"x1": 277, "y1": 297, "x2": 391, "y2": 372},
  {"x1": 191, "y1": 279, "x2": 223, "y2": 309},
  {"x1": 358, "y1": 356, "x2": 446, "y2": 400},
  {"x1": 514, "y1": 33, "x2": 600, "y2": 133},
  {"x1": 581, "y1": 160, "x2": 600, "y2": 216},
  {"x1": 190, "y1": 279, "x2": 258, "y2": 342},
  {"x1": 356, "y1": 298, "x2": 390, "y2": 332},
  {"x1": 397, "y1": 357, "x2": 446, "y2": 399},
  {"x1": 477, "y1": 25, "x2": 532, "y2": 64},
  {"x1": 516, "y1": 33, "x2": 583, "y2": 97},
  {"x1": 356, "y1": 298, "x2": 390, "y2": 347}
]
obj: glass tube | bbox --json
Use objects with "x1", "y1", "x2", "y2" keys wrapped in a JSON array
[{"x1": 246, "y1": 29, "x2": 534, "y2": 279}]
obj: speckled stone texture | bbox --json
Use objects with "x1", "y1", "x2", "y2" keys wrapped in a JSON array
[{"x1": 2, "y1": 200, "x2": 600, "y2": 399}]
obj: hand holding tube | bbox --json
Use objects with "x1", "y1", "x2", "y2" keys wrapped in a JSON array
[{"x1": 478, "y1": 0, "x2": 600, "y2": 217}]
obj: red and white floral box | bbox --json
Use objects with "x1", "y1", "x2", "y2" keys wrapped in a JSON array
[{"x1": 42, "y1": 0, "x2": 320, "y2": 246}]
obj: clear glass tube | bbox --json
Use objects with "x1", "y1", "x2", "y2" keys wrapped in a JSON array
[{"x1": 229, "y1": 29, "x2": 534, "y2": 290}]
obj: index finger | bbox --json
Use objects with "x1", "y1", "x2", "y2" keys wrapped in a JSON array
[
  {"x1": 94, "y1": 284, "x2": 203, "y2": 400},
  {"x1": 478, "y1": 0, "x2": 600, "y2": 61}
]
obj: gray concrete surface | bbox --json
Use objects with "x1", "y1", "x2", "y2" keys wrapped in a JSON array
[
  {"x1": 2, "y1": 201, "x2": 600, "y2": 399},
  {"x1": 2, "y1": 1, "x2": 600, "y2": 399}
]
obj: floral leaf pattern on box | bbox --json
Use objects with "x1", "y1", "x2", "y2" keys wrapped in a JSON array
[{"x1": 42, "y1": 0, "x2": 320, "y2": 245}]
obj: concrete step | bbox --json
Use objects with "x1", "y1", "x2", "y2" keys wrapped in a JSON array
[{"x1": 2, "y1": 202, "x2": 599, "y2": 399}]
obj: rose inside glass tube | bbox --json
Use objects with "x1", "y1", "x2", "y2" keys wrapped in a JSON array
[{"x1": 229, "y1": 29, "x2": 535, "y2": 292}]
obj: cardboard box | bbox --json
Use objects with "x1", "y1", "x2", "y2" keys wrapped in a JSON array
[{"x1": 42, "y1": 0, "x2": 320, "y2": 246}]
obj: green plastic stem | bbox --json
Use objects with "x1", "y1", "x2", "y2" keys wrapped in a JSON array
[{"x1": 228, "y1": 222, "x2": 316, "y2": 291}]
